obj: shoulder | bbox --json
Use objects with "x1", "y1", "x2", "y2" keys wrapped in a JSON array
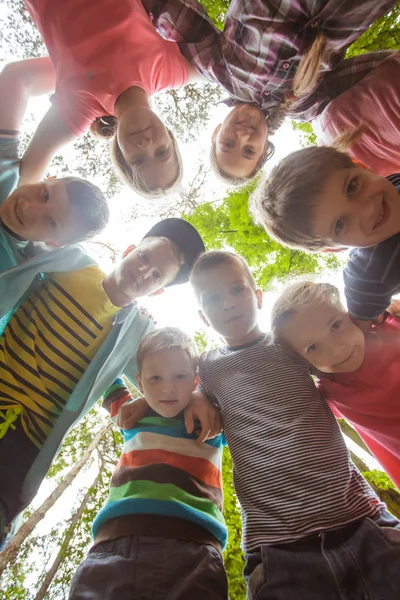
[{"x1": 346, "y1": 235, "x2": 400, "y2": 281}]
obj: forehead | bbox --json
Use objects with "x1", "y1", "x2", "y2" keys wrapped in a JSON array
[
  {"x1": 281, "y1": 302, "x2": 341, "y2": 345},
  {"x1": 142, "y1": 347, "x2": 193, "y2": 370},
  {"x1": 195, "y1": 260, "x2": 249, "y2": 291}
]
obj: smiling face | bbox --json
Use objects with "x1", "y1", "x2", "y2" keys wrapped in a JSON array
[
  {"x1": 116, "y1": 106, "x2": 179, "y2": 192},
  {"x1": 194, "y1": 259, "x2": 263, "y2": 347},
  {"x1": 212, "y1": 104, "x2": 268, "y2": 180},
  {"x1": 0, "y1": 179, "x2": 80, "y2": 244},
  {"x1": 312, "y1": 167, "x2": 400, "y2": 248},
  {"x1": 280, "y1": 301, "x2": 365, "y2": 374},
  {"x1": 136, "y1": 348, "x2": 197, "y2": 418}
]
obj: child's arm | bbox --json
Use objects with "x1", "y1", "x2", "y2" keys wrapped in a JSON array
[
  {"x1": 0, "y1": 58, "x2": 56, "y2": 133},
  {"x1": 102, "y1": 378, "x2": 150, "y2": 428},
  {"x1": 19, "y1": 103, "x2": 76, "y2": 185}
]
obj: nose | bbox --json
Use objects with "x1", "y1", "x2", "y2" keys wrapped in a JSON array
[
  {"x1": 330, "y1": 339, "x2": 346, "y2": 358},
  {"x1": 222, "y1": 299, "x2": 235, "y2": 311},
  {"x1": 136, "y1": 136, "x2": 152, "y2": 150},
  {"x1": 235, "y1": 128, "x2": 251, "y2": 141},
  {"x1": 162, "y1": 380, "x2": 174, "y2": 396},
  {"x1": 355, "y1": 199, "x2": 376, "y2": 233}
]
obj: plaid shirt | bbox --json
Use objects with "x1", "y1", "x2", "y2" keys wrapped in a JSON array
[{"x1": 142, "y1": 0, "x2": 396, "y2": 121}]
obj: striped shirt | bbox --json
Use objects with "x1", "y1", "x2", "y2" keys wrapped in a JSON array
[
  {"x1": 92, "y1": 385, "x2": 227, "y2": 549},
  {"x1": 0, "y1": 265, "x2": 118, "y2": 448},
  {"x1": 344, "y1": 173, "x2": 400, "y2": 320},
  {"x1": 198, "y1": 335, "x2": 383, "y2": 552}
]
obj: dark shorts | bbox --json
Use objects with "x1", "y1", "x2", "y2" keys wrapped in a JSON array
[
  {"x1": 69, "y1": 534, "x2": 229, "y2": 600},
  {"x1": 244, "y1": 510, "x2": 400, "y2": 600},
  {"x1": 0, "y1": 419, "x2": 39, "y2": 525}
]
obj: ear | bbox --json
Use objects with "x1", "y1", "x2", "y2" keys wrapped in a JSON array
[
  {"x1": 122, "y1": 244, "x2": 136, "y2": 259},
  {"x1": 256, "y1": 289, "x2": 263, "y2": 309},
  {"x1": 211, "y1": 123, "x2": 221, "y2": 143},
  {"x1": 45, "y1": 241, "x2": 62, "y2": 247},
  {"x1": 135, "y1": 374, "x2": 144, "y2": 393},
  {"x1": 322, "y1": 247, "x2": 348, "y2": 253},
  {"x1": 192, "y1": 372, "x2": 200, "y2": 390},
  {"x1": 149, "y1": 287, "x2": 165, "y2": 297},
  {"x1": 198, "y1": 309, "x2": 210, "y2": 327}
]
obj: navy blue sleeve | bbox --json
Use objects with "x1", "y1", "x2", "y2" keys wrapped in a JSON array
[{"x1": 344, "y1": 234, "x2": 400, "y2": 320}]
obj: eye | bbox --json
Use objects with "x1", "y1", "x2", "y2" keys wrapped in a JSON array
[
  {"x1": 139, "y1": 251, "x2": 148, "y2": 263},
  {"x1": 156, "y1": 146, "x2": 168, "y2": 158},
  {"x1": 334, "y1": 217, "x2": 344, "y2": 236},
  {"x1": 232, "y1": 284, "x2": 245, "y2": 295},
  {"x1": 331, "y1": 320, "x2": 342, "y2": 332},
  {"x1": 150, "y1": 375, "x2": 162, "y2": 382},
  {"x1": 347, "y1": 177, "x2": 357, "y2": 196},
  {"x1": 221, "y1": 140, "x2": 234, "y2": 149},
  {"x1": 175, "y1": 373, "x2": 188, "y2": 380},
  {"x1": 153, "y1": 271, "x2": 161, "y2": 283},
  {"x1": 306, "y1": 343, "x2": 318, "y2": 353},
  {"x1": 244, "y1": 146, "x2": 255, "y2": 157},
  {"x1": 48, "y1": 217, "x2": 56, "y2": 230}
]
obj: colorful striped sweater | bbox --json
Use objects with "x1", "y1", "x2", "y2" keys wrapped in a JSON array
[{"x1": 92, "y1": 380, "x2": 227, "y2": 549}]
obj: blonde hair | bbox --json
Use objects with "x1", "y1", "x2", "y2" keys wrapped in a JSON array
[
  {"x1": 90, "y1": 116, "x2": 183, "y2": 198},
  {"x1": 271, "y1": 280, "x2": 344, "y2": 340},
  {"x1": 251, "y1": 146, "x2": 355, "y2": 251},
  {"x1": 190, "y1": 250, "x2": 257, "y2": 294},
  {"x1": 137, "y1": 327, "x2": 198, "y2": 374}
]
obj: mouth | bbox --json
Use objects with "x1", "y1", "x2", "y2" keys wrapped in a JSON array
[
  {"x1": 224, "y1": 316, "x2": 241, "y2": 324},
  {"x1": 160, "y1": 400, "x2": 178, "y2": 405},
  {"x1": 130, "y1": 126, "x2": 151, "y2": 137},
  {"x1": 373, "y1": 199, "x2": 390, "y2": 230},
  {"x1": 333, "y1": 347, "x2": 356, "y2": 368},
  {"x1": 14, "y1": 198, "x2": 25, "y2": 227}
]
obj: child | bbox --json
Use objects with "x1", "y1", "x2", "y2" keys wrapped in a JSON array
[
  {"x1": 0, "y1": 218, "x2": 205, "y2": 548},
  {"x1": 0, "y1": 59, "x2": 109, "y2": 271},
  {"x1": 188, "y1": 250, "x2": 400, "y2": 598},
  {"x1": 69, "y1": 327, "x2": 228, "y2": 600},
  {"x1": 313, "y1": 51, "x2": 400, "y2": 177},
  {"x1": 142, "y1": 0, "x2": 396, "y2": 185},
  {"x1": 16, "y1": 0, "x2": 203, "y2": 198},
  {"x1": 271, "y1": 280, "x2": 400, "y2": 489},
  {"x1": 253, "y1": 146, "x2": 400, "y2": 323}
]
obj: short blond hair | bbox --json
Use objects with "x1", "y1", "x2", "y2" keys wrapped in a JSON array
[
  {"x1": 251, "y1": 146, "x2": 355, "y2": 251},
  {"x1": 271, "y1": 281, "x2": 344, "y2": 340},
  {"x1": 137, "y1": 327, "x2": 198, "y2": 374},
  {"x1": 190, "y1": 250, "x2": 257, "y2": 296}
]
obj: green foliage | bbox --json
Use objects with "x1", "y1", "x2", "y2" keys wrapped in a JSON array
[
  {"x1": 183, "y1": 182, "x2": 341, "y2": 289},
  {"x1": 362, "y1": 469, "x2": 399, "y2": 492},
  {"x1": 222, "y1": 449, "x2": 246, "y2": 600},
  {"x1": 346, "y1": 3, "x2": 400, "y2": 57},
  {"x1": 291, "y1": 121, "x2": 317, "y2": 147},
  {"x1": 198, "y1": 0, "x2": 230, "y2": 29}
]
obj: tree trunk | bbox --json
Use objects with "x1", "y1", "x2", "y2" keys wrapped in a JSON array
[
  {"x1": 338, "y1": 419, "x2": 372, "y2": 456},
  {"x1": 0, "y1": 424, "x2": 111, "y2": 574},
  {"x1": 34, "y1": 468, "x2": 103, "y2": 600}
]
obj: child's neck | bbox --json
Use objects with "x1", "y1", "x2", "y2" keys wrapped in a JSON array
[
  {"x1": 102, "y1": 272, "x2": 138, "y2": 308},
  {"x1": 114, "y1": 86, "x2": 150, "y2": 116},
  {"x1": 223, "y1": 324, "x2": 264, "y2": 349}
]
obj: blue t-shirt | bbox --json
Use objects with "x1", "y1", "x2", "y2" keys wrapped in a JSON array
[
  {"x1": 344, "y1": 173, "x2": 400, "y2": 320},
  {"x1": 0, "y1": 135, "x2": 29, "y2": 273}
]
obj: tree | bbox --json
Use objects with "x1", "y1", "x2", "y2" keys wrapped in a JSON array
[{"x1": 182, "y1": 181, "x2": 342, "y2": 289}]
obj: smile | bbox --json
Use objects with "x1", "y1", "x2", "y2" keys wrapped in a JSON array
[
  {"x1": 224, "y1": 316, "x2": 241, "y2": 324},
  {"x1": 373, "y1": 199, "x2": 390, "y2": 230},
  {"x1": 160, "y1": 400, "x2": 178, "y2": 404},
  {"x1": 334, "y1": 347, "x2": 356, "y2": 367},
  {"x1": 14, "y1": 198, "x2": 25, "y2": 226}
]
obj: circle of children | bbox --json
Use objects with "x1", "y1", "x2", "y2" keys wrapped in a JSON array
[{"x1": 0, "y1": 0, "x2": 400, "y2": 598}]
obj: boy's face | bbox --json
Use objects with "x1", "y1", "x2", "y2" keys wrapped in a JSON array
[
  {"x1": 212, "y1": 104, "x2": 268, "y2": 179},
  {"x1": 109, "y1": 238, "x2": 180, "y2": 304},
  {"x1": 136, "y1": 348, "x2": 197, "y2": 418},
  {"x1": 312, "y1": 167, "x2": 400, "y2": 248},
  {"x1": 0, "y1": 179, "x2": 79, "y2": 244},
  {"x1": 280, "y1": 300, "x2": 365, "y2": 373},
  {"x1": 195, "y1": 260, "x2": 263, "y2": 345}
]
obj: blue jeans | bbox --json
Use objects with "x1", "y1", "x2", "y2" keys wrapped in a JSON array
[{"x1": 245, "y1": 510, "x2": 400, "y2": 600}]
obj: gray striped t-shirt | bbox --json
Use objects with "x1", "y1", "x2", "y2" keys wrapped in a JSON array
[{"x1": 198, "y1": 334, "x2": 383, "y2": 552}]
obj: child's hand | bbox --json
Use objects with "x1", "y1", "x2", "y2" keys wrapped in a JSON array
[
  {"x1": 184, "y1": 391, "x2": 223, "y2": 444},
  {"x1": 118, "y1": 397, "x2": 149, "y2": 429}
]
